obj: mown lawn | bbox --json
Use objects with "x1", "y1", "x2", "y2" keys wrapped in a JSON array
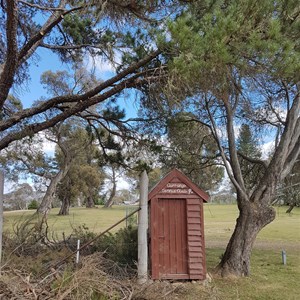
[
  {"x1": 3, "y1": 205, "x2": 138, "y2": 237},
  {"x1": 203, "y1": 248, "x2": 300, "y2": 300},
  {"x1": 3, "y1": 204, "x2": 300, "y2": 299},
  {"x1": 204, "y1": 204, "x2": 300, "y2": 243},
  {"x1": 201, "y1": 205, "x2": 300, "y2": 299}
]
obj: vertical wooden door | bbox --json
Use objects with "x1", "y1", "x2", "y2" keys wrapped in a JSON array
[{"x1": 157, "y1": 199, "x2": 188, "y2": 279}]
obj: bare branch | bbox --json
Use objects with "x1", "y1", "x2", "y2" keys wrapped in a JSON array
[
  {"x1": 17, "y1": 0, "x2": 83, "y2": 67},
  {"x1": 18, "y1": 0, "x2": 67, "y2": 12},
  {"x1": 40, "y1": 42, "x2": 103, "y2": 51},
  {"x1": 267, "y1": 96, "x2": 286, "y2": 125},
  {"x1": 224, "y1": 100, "x2": 247, "y2": 193},
  {"x1": 205, "y1": 99, "x2": 246, "y2": 198},
  {"x1": 237, "y1": 151, "x2": 268, "y2": 169},
  {"x1": 254, "y1": 90, "x2": 300, "y2": 202}
]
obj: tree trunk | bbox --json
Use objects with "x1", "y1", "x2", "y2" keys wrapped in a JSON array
[
  {"x1": 85, "y1": 195, "x2": 95, "y2": 208},
  {"x1": 216, "y1": 202, "x2": 275, "y2": 277},
  {"x1": 286, "y1": 204, "x2": 295, "y2": 213},
  {"x1": 104, "y1": 182, "x2": 116, "y2": 208},
  {"x1": 104, "y1": 169, "x2": 117, "y2": 208},
  {"x1": 58, "y1": 196, "x2": 70, "y2": 215},
  {"x1": 37, "y1": 163, "x2": 70, "y2": 215},
  {"x1": 37, "y1": 175, "x2": 61, "y2": 215}
]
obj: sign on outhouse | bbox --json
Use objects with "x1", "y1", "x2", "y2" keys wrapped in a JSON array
[{"x1": 148, "y1": 169, "x2": 209, "y2": 280}]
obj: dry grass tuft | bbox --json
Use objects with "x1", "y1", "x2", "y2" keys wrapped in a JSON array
[
  {"x1": 53, "y1": 253, "x2": 134, "y2": 300},
  {"x1": 0, "y1": 252, "x2": 218, "y2": 300},
  {"x1": 0, "y1": 252, "x2": 136, "y2": 299}
]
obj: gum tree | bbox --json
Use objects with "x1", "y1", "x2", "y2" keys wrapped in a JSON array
[
  {"x1": 0, "y1": 0, "x2": 186, "y2": 151},
  {"x1": 149, "y1": 0, "x2": 300, "y2": 276}
]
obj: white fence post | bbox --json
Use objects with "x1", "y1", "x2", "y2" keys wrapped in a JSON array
[
  {"x1": 76, "y1": 239, "x2": 81, "y2": 264},
  {"x1": 138, "y1": 170, "x2": 148, "y2": 284}
]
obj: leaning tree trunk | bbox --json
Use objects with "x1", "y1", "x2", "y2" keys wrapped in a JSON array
[
  {"x1": 58, "y1": 196, "x2": 70, "y2": 215},
  {"x1": 37, "y1": 173, "x2": 63, "y2": 215},
  {"x1": 104, "y1": 171, "x2": 117, "y2": 208},
  {"x1": 286, "y1": 204, "x2": 295, "y2": 213},
  {"x1": 37, "y1": 163, "x2": 71, "y2": 215},
  {"x1": 216, "y1": 201, "x2": 275, "y2": 277}
]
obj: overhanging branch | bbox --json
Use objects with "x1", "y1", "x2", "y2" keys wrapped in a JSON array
[
  {"x1": 0, "y1": 49, "x2": 162, "y2": 132},
  {"x1": 0, "y1": 73, "x2": 159, "y2": 150}
]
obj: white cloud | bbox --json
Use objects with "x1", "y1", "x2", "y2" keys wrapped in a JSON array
[
  {"x1": 117, "y1": 178, "x2": 130, "y2": 190},
  {"x1": 38, "y1": 132, "x2": 56, "y2": 156},
  {"x1": 261, "y1": 140, "x2": 274, "y2": 160},
  {"x1": 42, "y1": 139, "x2": 56, "y2": 155},
  {"x1": 88, "y1": 56, "x2": 116, "y2": 73},
  {"x1": 85, "y1": 50, "x2": 123, "y2": 77},
  {"x1": 255, "y1": 106, "x2": 287, "y2": 125},
  {"x1": 4, "y1": 179, "x2": 14, "y2": 194}
]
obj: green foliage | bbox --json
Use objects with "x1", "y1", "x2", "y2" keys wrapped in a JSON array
[
  {"x1": 101, "y1": 225, "x2": 138, "y2": 268},
  {"x1": 62, "y1": 14, "x2": 94, "y2": 45},
  {"x1": 237, "y1": 124, "x2": 261, "y2": 156},
  {"x1": 132, "y1": 160, "x2": 153, "y2": 173},
  {"x1": 278, "y1": 155, "x2": 300, "y2": 211},
  {"x1": 237, "y1": 124, "x2": 264, "y2": 191},
  {"x1": 72, "y1": 224, "x2": 97, "y2": 244},
  {"x1": 40, "y1": 70, "x2": 71, "y2": 96},
  {"x1": 90, "y1": 291, "x2": 110, "y2": 300},
  {"x1": 161, "y1": 112, "x2": 224, "y2": 190},
  {"x1": 148, "y1": 167, "x2": 163, "y2": 189},
  {"x1": 28, "y1": 200, "x2": 38, "y2": 210},
  {"x1": 95, "y1": 196, "x2": 105, "y2": 206},
  {"x1": 167, "y1": 0, "x2": 300, "y2": 93},
  {"x1": 0, "y1": 95, "x2": 23, "y2": 120},
  {"x1": 55, "y1": 123, "x2": 105, "y2": 212},
  {"x1": 73, "y1": 224, "x2": 138, "y2": 268},
  {"x1": 102, "y1": 106, "x2": 126, "y2": 121}
]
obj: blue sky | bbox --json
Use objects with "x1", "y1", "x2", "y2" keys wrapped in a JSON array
[
  {"x1": 19, "y1": 49, "x2": 65, "y2": 108},
  {"x1": 4, "y1": 49, "x2": 139, "y2": 193},
  {"x1": 19, "y1": 48, "x2": 139, "y2": 120}
]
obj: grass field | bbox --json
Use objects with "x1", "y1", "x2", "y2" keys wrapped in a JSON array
[{"x1": 3, "y1": 204, "x2": 300, "y2": 299}]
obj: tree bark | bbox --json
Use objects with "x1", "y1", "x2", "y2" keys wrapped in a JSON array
[
  {"x1": 37, "y1": 163, "x2": 70, "y2": 215},
  {"x1": 37, "y1": 175, "x2": 61, "y2": 214},
  {"x1": 286, "y1": 205, "x2": 295, "y2": 213},
  {"x1": 0, "y1": 50, "x2": 161, "y2": 151},
  {"x1": 58, "y1": 196, "x2": 70, "y2": 215},
  {"x1": 0, "y1": 0, "x2": 18, "y2": 108},
  {"x1": 104, "y1": 169, "x2": 117, "y2": 208},
  {"x1": 85, "y1": 195, "x2": 95, "y2": 208},
  {"x1": 216, "y1": 201, "x2": 275, "y2": 276}
]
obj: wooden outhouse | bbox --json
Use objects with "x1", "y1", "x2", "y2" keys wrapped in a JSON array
[{"x1": 148, "y1": 169, "x2": 209, "y2": 280}]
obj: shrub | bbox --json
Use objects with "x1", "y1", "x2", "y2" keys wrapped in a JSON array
[
  {"x1": 28, "y1": 200, "x2": 38, "y2": 209},
  {"x1": 106, "y1": 225, "x2": 138, "y2": 267},
  {"x1": 72, "y1": 224, "x2": 138, "y2": 268},
  {"x1": 94, "y1": 197, "x2": 105, "y2": 205}
]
